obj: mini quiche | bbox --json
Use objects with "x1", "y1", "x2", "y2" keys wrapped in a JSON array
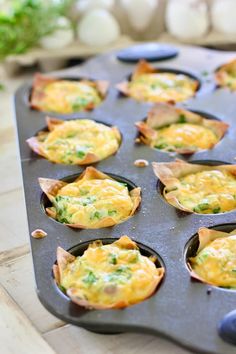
[
  {"x1": 188, "y1": 227, "x2": 236, "y2": 288},
  {"x1": 39, "y1": 167, "x2": 141, "y2": 228},
  {"x1": 53, "y1": 235, "x2": 164, "y2": 309},
  {"x1": 30, "y1": 73, "x2": 109, "y2": 114},
  {"x1": 136, "y1": 103, "x2": 228, "y2": 154},
  {"x1": 215, "y1": 58, "x2": 236, "y2": 90},
  {"x1": 152, "y1": 159, "x2": 236, "y2": 214},
  {"x1": 116, "y1": 60, "x2": 199, "y2": 103},
  {"x1": 26, "y1": 117, "x2": 121, "y2": 165}
]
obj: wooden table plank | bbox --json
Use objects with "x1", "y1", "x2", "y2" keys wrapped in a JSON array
[
  {"x1": 0, "y1": 73, "x2": 32, "y2": 195},
  {"x1": 0, "y1": 285, "x2": 56, "y2": 354},
  {"x1": 0, "y1": 244, "x2": 29, "y2": 264},
  {"x1": 0, "y1": 252, "x2": 64, "y2": 333},
  {"x1": 44, "y1": 325, "x2": 191, "y2": 354},
  {"x1": 0, "y1": 188, "x2": 28, "y2": 252},
  {"x1": 0, "y1": 137, "x2": 22, "y2": 195}
]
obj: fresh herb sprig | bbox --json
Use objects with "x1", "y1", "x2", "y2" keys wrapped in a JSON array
[{"x1": 0, "y1": 0, "x2": 74, "y2": 59}]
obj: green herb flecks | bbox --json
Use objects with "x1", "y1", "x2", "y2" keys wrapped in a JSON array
[
  {"x1": 72, "y1": 97, "x2": 90, "y2": 111},
  {"x1": 118, "y1": 182, "x2": 128, "y2": 187},
  {"x1": 66, "y1": 132, "x2": 77, "y2": 139},
  {"x1": 108, "y1": 210, "x2": 117, "y2": 217},
  {"x1": 109, "y1": 254, "x2": 117, "y2": 265},
  {"x1": 196, "y1": 251, "x2": 210, "y2": 264},
  {"x1": 193, "y1": 203, "x2": 210, "y2": 213},
  {"x1": 76, "y1": 145, "x2": 90, "y2": 159},
  {"x1": 76, "y1": 150, "x2": 86, "y2": 159},
  {"x1": 0, "y1": 0, "x2": 74, "y2": 59},
  {"x1": 58, "y1": 284, "x2": 66, "y2": 293},
  {"x1": 80, "y1": 196, "x2": 96, "y2": 206},
  {"x1": 90, "y1": 211, "x2": 103, "y2": 221},
  {"x1": 79, "y1": 189, "x2": 89, "y2": 196},
  {"x1": 83, "y1": 271, "x2": 97, "y2": 285},
  {"x1": 178, "y1": 114, "x2": 187, "y2": 123},
  {"x1": 212, "y1": 207, "x2": 221, "y2": 214},
  {"x1": 155, "y1": 142, "x2": 168, "y2": 150},
  {"x1": 106, "y1": 265, "x2": 132, "y2": 283}
]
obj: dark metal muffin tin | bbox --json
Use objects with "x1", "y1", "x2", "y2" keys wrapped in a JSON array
[{"x1": 14, "y1": 44, "x2": 236, "y2": 354}]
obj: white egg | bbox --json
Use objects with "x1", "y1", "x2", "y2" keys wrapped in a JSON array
[
  {"x1": 78, "y1": 9, "x2": 120, "y2": 46},
  {"x1": 76, "y1": 0, "x2": 114, "y2": 13},
  {"x1": 39, "y1": 17, "x2": 74, "y2": 50},
  {"x1": 166, "y1": 0, "x2": 209, "y2": 40},
  {"x1": 211, "y1": 0, "x2": 236, "y2": 35},
  {"x1": 120, "y1": 0, "x2": 158, "y2": 32}
]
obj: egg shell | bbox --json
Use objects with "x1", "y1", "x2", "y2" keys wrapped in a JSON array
[
  {"x1": 77, "y1": 9, "x2": 120, "y2": 46},
  {"x1": 165, "y1": 0, "x2": 209, "y2": 40}
]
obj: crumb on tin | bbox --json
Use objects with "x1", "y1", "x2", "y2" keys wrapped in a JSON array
[
  {"x1": 134, "y1": 159, "x2": 149, "y2": 167},
  {"x1": 31, "y1": 229, "x2": 47, "y2": 239},
  {"x1": 207, "y1": 288, "x2": 212, "y2": 295}
]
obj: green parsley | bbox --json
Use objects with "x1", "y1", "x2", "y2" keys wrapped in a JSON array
[
  {"x1": 109, "y1": 254, "x2": 117, "y2": 265},
  {"x1": 178, "y1": 114, "x2": 187, "y2": 123},
  {"x1": 76, "y1": 150, "x2": 86, "y2": 159},
  {"x1": 212, "y1": 207, "x2": 221, "y2": 214},
  {"x1": 83, "y1": 271, "x2": 97, "y2": 285},
  {"x1": 108, "y1": 210, "x2": 117, "y2": 217},
  {"x1": 155, "y1": 143, "x2": 168, "y2": 150}
]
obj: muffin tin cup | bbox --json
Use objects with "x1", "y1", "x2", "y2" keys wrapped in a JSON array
[
  {"x1": 54, "y1": 237, "x2": 165, "y2": 302},
  {"x1": 15, "y1": 45, "x2": 236, "y2": 354},
  {"x1": 137, "y1": 109, "x2": 227, "y2": 157},
  {"x1": 184, "y1": 223, "x2": 236, "y2": 292},
  {"x1": 28, "y1": 75, "x2": 109, "y2": 117},
  {"x1": 118, "y1": 66, "x2": 212, "y2": 102},
  {"x1": 157, "y1": 159, "x2": 236, "y2": 216},
  {"x1": 29, "y1": 117, "x2": 123, "y2": 163},
  {"x1": 40, "y1": 171, "x2": 139, "y2": 226}
]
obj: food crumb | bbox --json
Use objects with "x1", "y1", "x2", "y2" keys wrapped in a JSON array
[
  {"x1": 134, "y1": 159, "x2": 149, "y2": 167},
  {"x1": 31, "y1": 229, "x2": 47, "y2": 239},
  {"x1": 169, "y1": 152, "x2": 177, "y2": 157},
  {"x1": 207, "y1": 288, "x2": 212, "y2": 295}
]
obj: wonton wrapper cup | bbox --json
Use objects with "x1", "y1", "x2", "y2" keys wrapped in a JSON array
[
  {"x1": 152, "y1": 159, "x2": 236, "y2": 214},
  {"x1": 215, "y1": 59, "x2": 236, "y2": 90},
  {"x1": 136, "y1": 103, "x2": 228, "y2": 154},
  {"x1": 39, "y1": 167, "x2": 141, "y2": 229},
  {"x1": 188, "y1": 227, "x2": 236, "y2": 286},
  {"x1": 53, "y1": 236, "x2": 165, "y2": 310},
  {"x1": 116, "y1": 60, "x2": 199, "y2": 103},
  {"x1": 26, "y1": 117, "x2": 121, "y2": 165},
  {"x1": 30, "y1": 73, "x2": 109, "y2": 112}
]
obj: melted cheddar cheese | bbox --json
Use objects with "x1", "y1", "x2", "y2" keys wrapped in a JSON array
[
  {"x1": 39, "y1": 119, "x2": 120, "y2": 164},
  {"x1": 153, "y1": 122, "x2": 217, "y2": 151},
  {"x1": 51, "y1": 178, "x2": 134, "y2": 226},
  {"x1": 128, "y1": 73, "x2": 197, "y2": 103},
  {"x1": 165, "y1": 169, "x2": 236, "y2": 214},
  {"x1": 215, "y1": 59, "x2": 236, "y2": 90},
  {"x1": 190, "y1": 235, "x2": 236, "y2": 288},
  {"x1": 39, "y1": 80, "x2": 102, "y2": 113},
  {"x1": 60, "y1": 237, "x2": 162, "y2": 307}
]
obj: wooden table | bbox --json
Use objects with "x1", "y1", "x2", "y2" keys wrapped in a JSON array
[{"x1": 0, "y1": 66, "x2": 191, "y2": 354}]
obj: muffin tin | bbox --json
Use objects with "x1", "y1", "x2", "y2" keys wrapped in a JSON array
[{"x1": 14, "y1": 44, "x2": 236, "y2": 354}]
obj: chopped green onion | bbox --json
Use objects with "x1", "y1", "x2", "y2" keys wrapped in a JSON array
[
  {"x1": 178, "y1": 114, "x2": 187, "y2": 123},
  {"x1": 83, "y1": 271, "x2": 97, "y2": 285}
]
